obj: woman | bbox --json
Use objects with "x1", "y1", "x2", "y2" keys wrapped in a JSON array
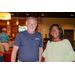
[{"x1": 43, "y1": 24, "x2": 75, "y2": 62}]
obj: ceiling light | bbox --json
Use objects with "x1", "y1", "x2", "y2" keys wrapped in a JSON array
[
  {"x1": 0, "y1": 12, "x2": 11, "y2": 20},
  {"x1": 42, "y1": 14, "x2": 44, "y2": 16},
  {"x1": 70, "y1": 14, "x2": 73, "y2": 17},
  {"x1": 27, "y1": 14, "x2": 29, "y2": 16},
  {"x1": 12, "y1": 14, "x2": 14, "y2": 15}
]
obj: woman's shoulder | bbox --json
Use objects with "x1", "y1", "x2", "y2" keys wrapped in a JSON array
[
  {"x1": 47, "y1": 39, "x2": 70, "y2": 43},
  {"x1": 63, "y1": 39, "x2": 70, "y2": 42},
  {"x1": 62, "y1": 39, "x2": 71, "y2": 45}
]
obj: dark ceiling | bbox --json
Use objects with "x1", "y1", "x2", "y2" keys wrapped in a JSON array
[{"x1": 10, "y1": 12, "x2": 75, "y2": 18}]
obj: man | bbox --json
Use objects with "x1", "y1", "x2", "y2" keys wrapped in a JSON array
[
  {"x1": 11, "y1": 17, "x2": 43, "y2": 62},
  {"x1": 0, "y1": 36, "x2": 4, "y2": 62},
  {"x1": 0, "y1": 28, "x2": 9, "y2": 56}
]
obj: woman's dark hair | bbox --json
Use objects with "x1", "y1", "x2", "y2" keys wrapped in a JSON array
[{"x1": 49, "y1": 24, "x2": 65, "y2": 42}]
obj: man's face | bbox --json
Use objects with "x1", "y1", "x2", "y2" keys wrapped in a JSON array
[{"x1": 27, "y1": 19, "x2": 37, "y2": 33}]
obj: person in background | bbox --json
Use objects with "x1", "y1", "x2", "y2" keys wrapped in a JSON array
[
  {"x1": 0, "y1": 28, "x2": 9, "y2": 56},
  {"x1": 11, "y1": 17, "x2": 43, "y2": 62},
  {"x1": 0, "y1": 33, "x2": 1, "y2": 50},
  {"x1": 8, "y1": 34, "x2": 12, "y2": 41},
  {"x1": 0, "y1": 54, "x2": 4, "y2": 62},
  {"x1": 0, "y1": 33, "x2": 4, "y2": 62},
  {"x1": 11, "y1": 33, "x2": 15, "y2": 40},
  {"x1": 9, "y1": 33, "x2": 15, "y2": 41},
  {"x1": 43, "y1": 24, "x2": 75, "y2": 62}
]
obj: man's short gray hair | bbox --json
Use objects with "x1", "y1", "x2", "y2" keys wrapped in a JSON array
[
  {"x1": 26, "y1": 17, "x2": 37, "y2": 24},
  {"x1": 2, "y1": 28, "x2": 6, "y2": 32}
]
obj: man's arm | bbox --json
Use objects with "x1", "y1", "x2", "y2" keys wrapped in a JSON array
[
  {"x1": 38, "y1": 47, "x2": 43, "y2": 62},
  {"x1": 11, "y1": 45, "x2": 19, "y2": 62}
]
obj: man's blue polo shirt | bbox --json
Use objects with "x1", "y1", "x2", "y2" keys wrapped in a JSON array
[{"x1": 14, "y1": 31, "x2": 43, "y2": 62}]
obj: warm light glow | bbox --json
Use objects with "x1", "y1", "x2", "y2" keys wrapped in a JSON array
[
  {"x1": 16, "y1": 21, "x2": 19, "y2": 25},
  {"x1": 7, "y1": 21, "x2": 10, "y2": 25},
  {"x1": 0, "y1": 12, "x2": 11, "y2": 20},
  {"x1": 70, "y1": 14, "x2": 73, "y2": 17}
]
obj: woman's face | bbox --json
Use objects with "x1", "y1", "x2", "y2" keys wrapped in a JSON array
[{"x1": 51, "y1": 26, "x2": 60, "y2": 38}]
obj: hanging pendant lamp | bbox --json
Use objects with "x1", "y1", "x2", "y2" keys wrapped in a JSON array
[
  {"x1": 0, "y1": 12, "x2": 11, "y2": 20},
  {"x1": 16, "y1": 12, "x2": 19, "y2": 25}
]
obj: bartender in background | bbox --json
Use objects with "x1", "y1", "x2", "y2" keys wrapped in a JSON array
[{"x1": 0, "y1": 28, "x2": 9, "y2": 55}]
